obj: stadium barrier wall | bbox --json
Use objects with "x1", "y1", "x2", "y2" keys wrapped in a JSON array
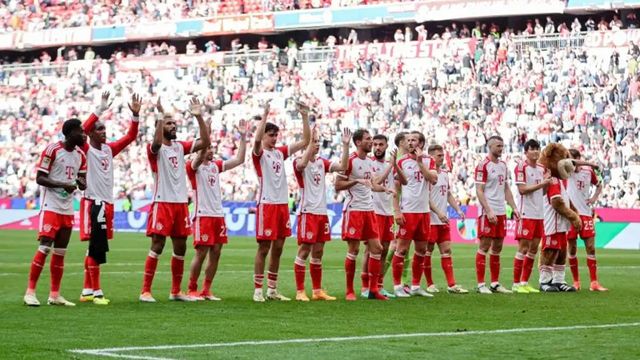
[{"x1": 1, "y1": 204, "x2": 639, "y2": 250}]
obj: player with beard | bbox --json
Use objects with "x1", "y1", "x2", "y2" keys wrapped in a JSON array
[
  {"x1": 359, "y1": 134, "x2": 406, "y2": 298},
  {"x1": 139, "y1": 97, "x2": 210, "y2": 303},
  {"x1": 24, "y1": 118, "x2": 87, "y2": 306},
  {"x1": 335, "y1": 129, "x2": 395, "y2": 300},
  {"x1": 79, "y1": 92, "x2": 141, "y2": 305}
]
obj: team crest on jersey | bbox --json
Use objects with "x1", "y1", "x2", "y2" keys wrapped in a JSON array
[
  {"x1": 156, "y1": 223, "x2": 163, "y2": 231},
  {"x1": 41, "y1": 156, "x2": 51, "y2": 168},
  {"x1": 475, "y1": 172, "x2": 483, "y2": 181},
  {"x1": 202, "y1": 234, "x2": 209, "y2": 241},
  {"x1": 43, "y1": 224, "x2": 52, "y2": 232},
  {"x1": 349, "y1": 227, "x2": 355, "y2": 235},
  {"x1": 265, "y1": 229, "x2": 272, "y2": 236},
  {"x1": 523, "y1": 229, "x2": 529, "y2": 236},
  {"x1": 516, "y1": 172, "x2": 524, "y2": 182},
  {"x1": 306, "y1": 231, "x2": 313, "y2": 239},
  {"x1": 400, "y1": 228, "x2": 407, "y2": 236}
]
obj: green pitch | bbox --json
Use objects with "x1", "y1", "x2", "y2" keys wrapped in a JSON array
[{"x1": 0, "y1": 230, "x2": 638, "y2": 359}]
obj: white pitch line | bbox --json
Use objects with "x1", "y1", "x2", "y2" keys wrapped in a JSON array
[{"x1": 70, "y1": 321, "x2": 640, "y2": 359}]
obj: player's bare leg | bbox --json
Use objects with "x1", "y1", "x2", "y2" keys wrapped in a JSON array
[
  {"x1": 200, "y1": 244, "x2": 223, "y2": 300},
  {"x1": 584, "y1": 237, "x2": 607, "y2": 291},
  {"x1": 344, "y1": 240, "x2": 360, "y2": 300},
  {"x1": 438, "y1": 241, "x2": 468, "y2": 294},
  {"x1": 266, "y1": 238, "x2": 289, "y2": 300},
  {"x1": 310, "y1": 242, "x2": 335, "y2": 300},
  {"x1": 253, "y1": 241, "x2": 271, "y2": 302},
  {"x1": 539, "y1": 249, "x2": 560, "y2": 292},
  {"x1": 513, "y1": 238, "x2": 531, "y2": 293},
  {"x1": 366, "y1": 239, "x2": 387, "y2": 300},
  {"x1": 140, "y1": 234, "x2": 166, "y2": 302},
  {"x1": 567, "y1": 237, "x2": 580, "y2": 289},
  {"x1": 409, "y1": 240, "x2": 432, "y2": 297},
  {"x1": 488, "y1": 238, "x2": 511, "y2": 293},
  {"x1": 383, "y1": 240, "x2": 397, "y2": 275},
  {"x1": 476, "y1": 237, "x2": 493, "y2": 294},
  {"x1": 391, "y1": 239, "x2": 412, "y2": 297},
  {"x1": 378, "y1": 241, "x2": 394, "y2": 297},
  {"x1": 187, "y1": 246, "x2": 208, "y2": 300},
  {"x1": 520, "y1": 239, "x2": 540, "y2": 292},
  {"x1": 294, "y1": 243, "x2": 312, "y2": 301},
  {"x1": 47, "y1": 229, "x2": 75, "y2": 306},
  {"x1": 424, "y1": 241, "x2": 437, "y2": 293},
  {"x1": 167, "y1": 237, "x2": 192, "y2": 301},
  {"x1": 360, "y1": 248, "x2": 370, "y2": 297},
  {"x1": 24, "y1": 236, "x2": 55, "y2": 306}
]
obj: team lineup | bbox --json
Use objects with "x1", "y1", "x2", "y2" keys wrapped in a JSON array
[{"x1": 22, "y1": 92, "x2": 608, "y2": 307}]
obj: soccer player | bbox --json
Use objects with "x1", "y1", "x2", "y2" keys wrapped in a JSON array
[
  {"x1": 24, "y1": 118, "x2": 87, "y2": 306},
  {"x1": 79, "y1": 92, "x2": 141, "y2": 305},
  {"x1": 566, "y1": 149, "x2": 607, "y2": 291},
  {"x1": 474, "y1": 135, "x2": 520, "y2": 294},
  {"x1": 360, "y1": 135, "x2": 406, "y2": 298},
  {"x1": 335, "y1": 129, "x2": 395, "y2": 301},
  {"x1": 426, "y1": 144, "x2": 469, "y2": 294},
  {"x1": 252, "y1": 101, "x2": 310, "y2": 302},
  {"x1": 539, "y1": 145, "x2": 582, "y2": 292},
  {"x1": 511, "y1": 139, "x2": 549, "y2": 294},
  {"x1": 392, "y1": 131, "x2": 438, "y2": 298},
  {"x1": 292, "y1": 126, "x2": 351, "y2": 301},
  {"x1": 139, "y1": 97, "x2": 210, "y2": 303},
  {"x1": 186, "y1": 119, "x2": 248, "y2": 301}
]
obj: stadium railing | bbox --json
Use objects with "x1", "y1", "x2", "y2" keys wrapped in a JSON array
[{"x1": 511, "y1": 32, "x2": 588, "y2": 51}]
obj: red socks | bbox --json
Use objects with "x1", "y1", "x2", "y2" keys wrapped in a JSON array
[
  {"x1": 344, "y1": 253, "x2": 356, "y2": 294},
  {"x1": 253, "y1": 274, "x2": 264, "y2": 289},
  {"x1": 569, "y1": 256, "x2": 580, "y2": 282},
  {"x1": 368, "y1": 254, "x2": 381, "y2": 293},
  {"x1": 513, "y1": 252, "x2": 524, "y2": 284},
  {"x1": 267, "y1": 271, "x2": 278, "y2": 289},
  {"x1": 294, "y1": 257, "x2": 306, "y2": 291},
  {"x1": 142, "y1": 251, "x2": 159, "y2": 293},
  {"x1": 188, "y1": 275, "x2": 198, "y2": 293},
  {"x1": 50, "y1": 249, "x2": 66, "y2": 295},
  {"x1": 475, "y1": 250, "x2": 486, "y2": 284},
  {"x1": 170, "y1": 254, "x2": 184, "y2": 295},
  {"x1": 441, "y1": 254, "x2": 456, "y2": 287},
  {"x1": 86, "y1": 256, "x2": 101, "y2": 291},
  {"x1": 419, "y1": 252, "x2": 429, "y2": 287},
  {"x1": 27, "y1": 246, "x2": 49, "y2": 292},
  {"x1": 391, "y1": 252, "x2": 404, "y2": 286},
  {"x1": 83, "y1": 255, "x2": 92, "y2": 290},
  {"x1": 309, "y1": 258, "x2": 322, "y2": 291},
  {"x1": 521, "y1": 253, "x2": 535, "y2": 283},
  {"x1": 587, "y1": 255, "x2": 598, "y2": 282},
  {"x1": 202, "y1": 277, "x2": 213, "y2": 293},
  {"x1": 489, "y1": 252, "x2": 501, "y2": 284}
]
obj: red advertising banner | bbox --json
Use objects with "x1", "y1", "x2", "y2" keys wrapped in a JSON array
[
  {"x1": 584, "y1": 29, "x2": 640, "y2": 49},
  {"x1": 203, "y1": 14, "x2": 274, "y2": 35},
  {"x1": 335, "y1": 38, "x2": 476, "y2": 61}
]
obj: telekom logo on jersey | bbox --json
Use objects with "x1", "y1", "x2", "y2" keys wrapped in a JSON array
[{"x1": 65, "y1": 166, "x2": 74, "y2": 180}]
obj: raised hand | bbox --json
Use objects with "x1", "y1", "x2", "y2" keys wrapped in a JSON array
[
  {"x1": 238, "y1": 119, "x2": 248, "y2": 139},
  {"x1": 341, "y1": 128, "x2": 352, "y2": 146},
  {"x1": 415, "y1": 147, "x2": 424, "y2": 159},
  {"x1": 98, "y1": 91, "x2": 112, "y2": 113},
  {"x1": 156, "y1": 97, "x2": 165, "y2": 114},
  {"x1": 262, "y1": 100, "x2": 271, "y2": 120},
  {"x1": 389, "y1": 148, "x2": 398, "y2": 165},
  {"x1": 128, "y1": 93, "x2": 142, "y2": 116},
  {"x1": 296, "y1": 101, "x2": 310, "y2": 117},
  {"x1": 356, "y1": 178, "x2": 373, "y2": 188},
  {"x1": 189, "y1": 97, "x2": 203, "y2": 117}
]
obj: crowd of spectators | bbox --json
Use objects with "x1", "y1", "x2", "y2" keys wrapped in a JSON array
[{"x1": 1, "y1": 19, "x2": 640, "y2": 210}]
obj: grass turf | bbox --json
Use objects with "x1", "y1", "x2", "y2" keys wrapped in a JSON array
[{"x1": 0, "y1": 229, "x2": 638, "y2": 359}]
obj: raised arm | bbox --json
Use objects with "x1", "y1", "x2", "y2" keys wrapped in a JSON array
[
  {"x1": 253, "y1": 101, "x2": 270, "y2": 156},
  {"x1": 288, "y1": 102, "x2": 312, "y2": 155},
  {"x1": 151, "y1": 97, "x2": 166, "y2": 154},
  {"x1": 224, "y1": 119, "x2": 248, "y2": 171},
  {"x1": 189, "y1": 97, "x2": 211, "y2": 153},
  {"x1": 110, "y1": 93, "x2": 142, "y2": 157},
  {"x1": 329, "y1": 128, "x2": 351, "y2": 172},
  {"x1": 393, "y1": 149, "x2": 408, "y2": 186},
  {"x1": 295, "y1": 127, "x2": 318, "y2": 172}
]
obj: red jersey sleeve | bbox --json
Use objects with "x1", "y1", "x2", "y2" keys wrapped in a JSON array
[
  {"x1": 514, "y1": 163, "x2": 526, "y2": 184},
  {"x1": 428, "y1": 156, "x2": 436, "y2": 170},
  {"x1": 37, "y1": 145, "x2": 57, "y2": 174},
  {"x1": 344, "y1": 154, "x2": 354, "y2": 177},
  {"x1": 252, "y1": 150, "x2": 263, "y2": 177},
  {"x1": 108, "y1": 119, "x2": 139, "y2": 157},
  {"x1": 293, "y1": 158, "x2": 304, "y2": 187},
  {"x1": 78, "y1": 150, "x2": 87, "y2": 174},
  {"x1": 322, "y1": 158, "x2": 332, "y2": 172},
  {"x1": 278, "y1": 145, "x2": 290, "y2": 160},
  {"x1": 186, "y1": 160, "x2": 197, "y2": 189},
  {"x1": 475, "y1": 162, "x2": 488, "y2": 183},
  {"x1": 147, "y1": 143, "x2": 158, "y2": 174},
  {"x1": 215, "y1": 159, "x2": 224, "y2": 172},
  {"x1": 547, "y1": 177, "x2": 562, "y2": 200},
  {"x1": 180, "y1": 141, "x2": 194, "y2": 155}
]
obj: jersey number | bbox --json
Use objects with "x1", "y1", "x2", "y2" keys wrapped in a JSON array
[{"x1": 96, "y1": 202, "x2": 106, "y2": 224}]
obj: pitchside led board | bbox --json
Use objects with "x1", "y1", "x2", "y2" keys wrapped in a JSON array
[{"x1": 1, "y1": 203, "x2": 639, "y2": 250}]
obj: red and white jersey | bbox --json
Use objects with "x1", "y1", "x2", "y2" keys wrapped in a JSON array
[
  {"x1": 475, "y1": 157, "x2": 508, "y2": 216},
  {"x1": 370, "y1": 157, "x2": 394, "y2": 216},
  {"x1": 252, "y1": 145, "x2": 290, "y2": 205},
  {"x1": 430, "y1": 168, "x2": 450, "y2": 225},
  {"x1": 514, "y1": 161, "x2": 545, "y2": 220},
  {"x1": 293, "y1": 156, "x2": 331, "y2": 215},
  {"x1": 36, "y1": 142, "x2": 87, "y2": 215},
  {"x1": 81, "y1": 117, "x2": 138, "y2": 203},
  {"x1": 187, "y1": 160, "x2": 225, "y2": 217},
  {"x1": 543, "y1": 177, "x2": 571, "y2": 235},
  {"x1": 397, "y1": 154, "x2": 436, "y2": 213},
  {"x1": 147, "y1": 141, "x2": 193, "y2": 203},
  {"x1": 343, "y1": 152, "x2": 375, "y2": 211},
  {"x1": 567, "y1": 166, "x2": 599, "y2": 216}
]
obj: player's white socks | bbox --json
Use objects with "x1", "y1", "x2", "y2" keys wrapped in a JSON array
[
  {"x1": 539, "y1": 265, "x2": 553, "y2": 284},
  {"x1": 552, "y1": 265, "x2": 566, "y2": 284}
]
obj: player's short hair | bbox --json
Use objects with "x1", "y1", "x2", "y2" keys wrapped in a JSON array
[
  {"x1": 62, "y1": 118, "x2": 82, "y2": 137},
  {"x1": 410, "y1": 130, "x2": 425, "y2": 145},
  {"x1": 394, "y1": 132, "x2": 407, "y2": 146},
  {"x1": 487, "y1": 135, "x2": 503, "y2": 144},
  {"x1": 352, "y1": 128, "x2": 369, "y2": 145},
  {"x1": 569, "y1": 148, "x2": 581, "y2": 159},
  {"x1": 428, "y1": 144, "x2": 443, "y2": 154},
  {"x1": 265, "y1": 122, "x2": 279, "y2": 134},
  {"x1": 524, "y1": 139, "x2": 540, "y2": 152},
  {"x1": 373, "y1": 134, "x2": 388, "y2": 142}
]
